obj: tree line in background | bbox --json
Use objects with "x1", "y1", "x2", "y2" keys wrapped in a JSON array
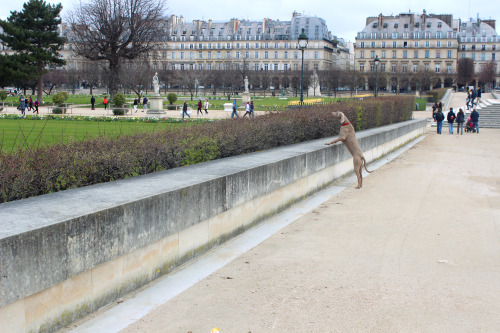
[{"x1": 1, "y1": 0, "x2": 497, "y2": 100}]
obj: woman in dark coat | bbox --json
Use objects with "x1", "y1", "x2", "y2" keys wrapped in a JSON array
[{"x1": 456, "y1": 108, "x2": 465, "y2": 135}]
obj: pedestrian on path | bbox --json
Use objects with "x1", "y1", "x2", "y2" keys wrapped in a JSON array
[
  {"x1": 133, "y1": 98, "x2": 138, "y2": 112},
  {"x1": 243, "y1": 102, "x2": 251, "y2": 117},
  {"x1": 197, "y1": 99, "x2": 203, "y2": 115},
  {"x1": 231, "y1": 99, "x2": 239, "y2": 118},
  {"x1": 182, "y1": 101, "x2": 190, "y2": 119},
  {"x1": 435, "y1": 109, "x2": 444, "y2": 134},
  {"x1": 432, "y1": 102, "x2": 438, "y2": 119},
  {"x1": 103, "y1": 96, "x2": 108, "y2": 110},
  {"x1": 34, "y1": 99, "x2": 39, "y2": 114},
  {"x1": 456, "y1": 108, "x2": 465, "y2": 135},
  {"x1": 91, "y1": 96, "x2": 95, "y2": 110},
  {"x1": 250, "y1": 101, "x2": 254, "y2": 118},
  {"x1": 19, "y1": 95, "x2": 25, "y2": 116},
  {"x1": 204, "y1": 99, "x2": 209, "y2": 114},
  {"x1": 28, "y1": 96, "x2": 33, "y2": 112},
  {"x1": 143, "y1": 96, "x2": 148, "y2": 112},
  {"x1": 470, "y1": 108, "x2": 479, "y2": 134},
  {"x1": 447, "y1": 108, "x2": 456, "y2": 134}
]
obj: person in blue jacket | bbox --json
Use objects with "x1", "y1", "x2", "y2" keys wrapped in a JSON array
[
  {"x1": 470, "y1": 109, "x2": 479, "y2": 134},
  {"x1": 434, "y1": 109, "x2": 444, "y2": 134}
]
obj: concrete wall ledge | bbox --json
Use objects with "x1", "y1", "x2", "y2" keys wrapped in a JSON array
[{"x1": 0, "y1": 119, "x2": 426, "y2": 333}]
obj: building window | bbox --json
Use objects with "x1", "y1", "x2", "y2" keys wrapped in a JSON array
[
  {"x1": 265, "y1": 51, "x2": 269, "y2": 59},
  {"x1": 254, "y1": 63, "x2": 260, "y2": 71},
  {"x1": 435, "y1": 64, "x2": 440, "y2": 73},
  {"x1": 393, "y1": 41, "x2": 397, "y2": 48},
  {"x1": 293, "y1": 63, "x2": 299, "y2": 70},
  {"x1": 360, "y1": 63, "x2": 364, "y2": 71},
  {"x1": 391, "y1": 64, "x2": 397, "y2": 72},
  {"x1": 274, "y1": 51, "x2": 279, "y2": 59},
  {"x1": 403, "y1": 50, "x2": 407, "y2": 58},
  {"x1": 360, "y1": 51, "x2": 365, "y2": 58},
  {"x1": 447, "y1": 50, "x2": 452, "y2": 58},
  {"x1": 382, "y1": 50, "x2": 386, "y2": 58},
  {"x1": 425, "y1": 41, "x2": 430, "y2": 48},
  {"x1": 360, "y1": 42, "x2": 365, "y2": 48},
  {"x1": 371, "y1": 42, "x2": 376, "y2": 48},
  {"x1": 313, "y1": 64, "x2": 319, "y2": 70},
  {"x1": 481, "y1": 53, "x2": 486, "y2": 61},
  {"x1": 171, "y1": 52, "x2": 176, "y2": 59},
  {"x1": 189, "y1": 52, "x2": 194, "y2": 59},
  {"x1": 284, "y1": 51, "x2": 289, "y2": 59},
  {"x1": 413, "y1": 65, "x2": 418, "y2": 72},
  {"x1": 273, "y1": 63, "x2": 279, "y2": 70},
  {"x1": 414, "y1": 51, "x2": 418, "y2": 58},
  {"x1": 402, "y1": 64, "x2": 407, "y2": 73},
  {"x1": 436, "y1": 52, "x2": 440, "y2": 58},
  {"x1": 371, "y1": 51, "x2": 375, "y2": 58},
  {"x1": 254, "y1": 51, "x2": 259, "y2": 59},
  {"x1": 425, "y1": 50, "x2": 429, "y2": 58},
  {"x1": 382, "y1": 41, "x2": 386, "y2": 48},
  {"x1": 414, "y1": 42, "x2": 419, "y2": 48},
  {"x1": 264, "y1": 64, "x2": 269, "y2": 70},
  {"x1": 380, "y1": 63, "x2": 386, "y2": 71},
  {"x1": 447, "y1": 41, "x2": 453, "y2": 47},
  {"x1": 235, "y1": 51, "x2": 240, "y2": 59},
  {"x1": 180, "y1": 51, "x2": 185, "y2": 59},
  {"x1": 392, "y1": 50, "x2": 396, "y2": 58},
  {"x1": 294, "y1": 51, "x2": 298, "y2": 59},
  {"x1": 436, "y1": 41, "x2": 441, "y2": 48}
]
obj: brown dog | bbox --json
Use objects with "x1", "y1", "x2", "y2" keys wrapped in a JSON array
[{"x1": 325, "y1": 111, "x2": 372, "y2": 189}]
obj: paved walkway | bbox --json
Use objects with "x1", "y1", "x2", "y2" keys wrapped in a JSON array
[{"x1": 65, "y1": 93, "x2": 500, "y2": 333}]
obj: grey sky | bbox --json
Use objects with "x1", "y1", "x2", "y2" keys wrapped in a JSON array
[{"x1": 1, "y1": 0, "x2": 499, "y2": 42}]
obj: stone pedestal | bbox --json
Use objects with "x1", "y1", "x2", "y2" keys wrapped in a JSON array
[
  {"x1": 241, "y1": 92, "x2": 251, "y2": 104},
  {"x1": 147, "y1": 94, "x2": 165, "y2": 115}
]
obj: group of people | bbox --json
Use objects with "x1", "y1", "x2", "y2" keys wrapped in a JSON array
[
  {"x1": 434, "y1": 107, "x2": 479, "y2": 135},
  {"x1": 18, "y1": 95, "x2": 39, "y2": 115},
  {"x1": 231, "y1": 99, "x2": 255, "y2": 118},
  {"x1": 466, "y1": 87, "x2": 482, "y2": 110}
]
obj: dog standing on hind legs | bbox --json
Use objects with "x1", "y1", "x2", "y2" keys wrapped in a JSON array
[{"x1": 325, "y1": 111, "x2": 372, "y2": 189}]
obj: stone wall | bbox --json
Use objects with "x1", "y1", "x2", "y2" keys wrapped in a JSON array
[{"x1": 0, "y1": 119, "x2": 427, "y2": 333}]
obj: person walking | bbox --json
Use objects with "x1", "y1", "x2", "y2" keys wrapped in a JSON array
[
  {"x1": 470, "y1": 108, "x2": 479, "y2": 134},
  {"x1": 447, "y1": 107, "x2": 456, "y2": 134},
  {"x1": 19, "y1": 95, "x2": 25, "y2": 116},
  {"x1": 477, "y1": 87, "x2": 482, "y2": 103},
  {"x1": 28, "y1": 95, "x2": 33, "y2": 112},
  {"x1": 250, "y1": 100, "x2": 254, "y2": 118},
  {"x1": 103, "y1": 96, "x2": 108, "y2": 110},
  {"x1": 437, "y1": 101, "x2": 443, "y2": 112},
  {"x1": 466, "y1": 92, "x2": 471, "y2": 110},
  {"x1": 231, "y1": 99, "x2": 239, "y2": 118},
  {"x1": 243, "y1": 102, "x2": 251, "y2": 117},
  {"x1": 456, "y1": 108, "x2": 465, "y2": 135},
  {"x1": 133, "y1": 97, "x2": 138, "y2": 112},
  {"x1": 435, "y1": 108, "x2": 444, "y2": 134},
  {"x1": 142, "y1": 96, "x2": 148, "y2": 112},
  {"x1": 182, "y1": 101, "x2": 190, "y2": 119},
  {"x1": 34, "y1": 99, "x2": 39, "y2": 114},
  {"x1": 471, "y1": 89, "x2": 477, "y2": 107},
  {"x1": 432, "y1": 102, "x2": 438, "y2": 120},
  {"x1": 197, "y1": 99, "x2": 203, "y2": 115},
  {"x1": 204, "y1": 99, "x2": 209, "y2": 114},
  {"x1": 90, "y1": 95, "x2": 95, "y2": 110}
]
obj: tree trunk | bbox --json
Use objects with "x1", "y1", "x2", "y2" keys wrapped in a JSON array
[{"x1": 37, "y1": 70, "x2": 43, "y2": 103}]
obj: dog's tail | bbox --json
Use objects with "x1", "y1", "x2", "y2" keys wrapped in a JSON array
[{"x1": 361, "y1": 156, "x2": 372, "y2": 173}]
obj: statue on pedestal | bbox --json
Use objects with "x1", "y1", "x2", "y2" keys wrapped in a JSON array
[
  {"x1": 153, "y1": 72, "x2": 160, "y2": 95},
  {"x1": 244, "y1": 76, "x2": 249, "y2": 93}
]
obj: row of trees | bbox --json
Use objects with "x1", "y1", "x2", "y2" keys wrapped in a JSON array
[{"x1": 1, "y1": 0, "x2": 497, "y2": 101}]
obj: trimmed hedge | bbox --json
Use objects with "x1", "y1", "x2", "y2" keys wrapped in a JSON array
[{"x1": 0, "y1": 96, "x2": 413, "y2": 203}]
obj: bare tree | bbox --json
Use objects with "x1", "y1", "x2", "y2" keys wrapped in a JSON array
[
  {"x1": 457, "y1": 58, "x2": 475, "y2": 87},
  {"x1": 81, "y1": 61, "x2": 104, "y2": 95},
  {"x1": 43, "y1": 68, "x2": 66, "y2": 95},
  {"x1": 68, "y1": 0, "x2": 168, "y2": 98},
  {"x1": 478, "y1": 60, "x2": 497, "y2": 91},
  {"x1": 121, "y1": 59, "x2": 155, "y2": 98},
  {"x1": 174, "y1": 68, "x2": 210, "y2": 100},
  {"x1": 342, "y1": 67, "x2": 363, "y2": 96}
]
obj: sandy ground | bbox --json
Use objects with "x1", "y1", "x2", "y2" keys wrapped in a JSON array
[{"x1": 102, "y1": 94, "x2": 500, "y2": 332}]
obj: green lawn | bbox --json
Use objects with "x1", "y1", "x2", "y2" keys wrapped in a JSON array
[{"x1": 0, "y1": 118, "x2": 185, "y2": 153}]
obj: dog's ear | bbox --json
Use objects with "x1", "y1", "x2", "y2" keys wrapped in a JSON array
[{"x1": 339, "y1": 112, "x2": 345, "y2": 123}]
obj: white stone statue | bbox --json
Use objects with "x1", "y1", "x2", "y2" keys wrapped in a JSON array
[
  {"x1": 244, "y1": 76, "x2": 249, "y2": 93},
  {"x1": 153, "y1": 72, "x2": 159, "y2": 94}
]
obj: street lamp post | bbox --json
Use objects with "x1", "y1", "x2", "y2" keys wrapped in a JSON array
[
  {"x1": 298, "y1": 28, "x2": 309, "y2": 104},
  {"x1": 374, "y1": 55, "x2": 380, "y2": 97}
]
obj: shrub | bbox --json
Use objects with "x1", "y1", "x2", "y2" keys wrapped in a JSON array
[
  {"x1": 0, "y1": 96, "x2": 414, "y2": 203},
  {"x1": 0, "y1": 90, "x2": 7, "y2": 101},
  {"x1": 112, "y1": 109, "x2": 125, "y2": 116},
  {"x1": 167, "y1": 105, "x2": 176, "y2": 110},
  {"x1": 52, "y1": 92, "x2": 68, "y2": 106},
  {"x1": 52, "y1": 107, "x2": 66, "y2": 114},
  {"x1": 167, "y1": 93, "x2": 178, "y2": 105},
  {"x1": 113, "y1": 92, "x2": 126, "y2": 107},
  {"x1": 428, "y1": 88, "x2": 448, "y2": 102}
]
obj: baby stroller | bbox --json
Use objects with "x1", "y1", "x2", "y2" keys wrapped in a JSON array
[{"x1": 465, "y1": 117, "x2": 476, "y2": 133}]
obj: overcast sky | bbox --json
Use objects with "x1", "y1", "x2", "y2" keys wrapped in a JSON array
[{"x1": 1, "y1": 0, "x2": 499, "y2": 42}]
